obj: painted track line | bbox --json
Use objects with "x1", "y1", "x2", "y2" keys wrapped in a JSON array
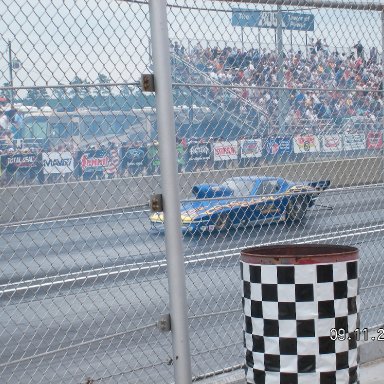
[{"x1": 1, "y1": 223, "x2": 384, "y2": 296}]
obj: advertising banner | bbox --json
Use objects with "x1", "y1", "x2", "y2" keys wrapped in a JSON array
[
  {"x1": 240, "y1": 139, "x2": 263, "y2": 158},
  {"x1": 187, "y1": 142, "x2": 212, "y2": 161},
  {"x1": 42, "y1": 152, "x2": 74, "y2": 175},
  {"x1": 264, "y1": 137, "x2": 293, "y2": 155},
  {"x1": 5, "y1": 153, "x2": 40, "y2": 168},
  {"x1": 78, "y1": 150, "x2": 110, "y2": 174},
  {"x1": 232, "y1": 9, "x2": 315, "y2": 31},
  {"x1": 367, "y1": 131, "x2": 383, "y2": 149},
  {"x1": 122, "y1": 147, "x2": 147, "y2": 167},
  {"x1": 321, "y1": 134, "x2": 343, "y2": 152},
  {"x1": 343, "y1": 133, "x2": 366, "y2": 151},
  {"x1": 104, "y1": 149, "x2": 120, "y2": 176},
  {"x1": 293, "y1": 135, "x2": 320, "y2": 153},
  {"x1": 213, "y1": 141, "x2": 238, "y2": 161}
]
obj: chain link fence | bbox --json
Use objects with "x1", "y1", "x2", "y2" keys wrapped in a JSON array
[{"x1": 0, "y1": 0, "x2": 384, "y2": 383}]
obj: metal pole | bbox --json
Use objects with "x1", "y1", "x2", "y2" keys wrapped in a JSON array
[
  {"x1": 241, "y1": 27, "x2": 244, "y2": 51},
  {"x1": 381, "y1": 11, "x2": 384, "y2": 180},
  {"x1": 277, "y1": 6, "x2": 286, "y2": 133},
  {"x1": 382, "y1": 11, "x2": 384, "y2": 68},
  {"x1": 148, "y1": 2, "x2": 193, "y2": 384},
  {"x1": 190, "y1": 89, "x2": 194, "y2": 125},
  {"x1": 8, "y1": 40, "x2": 14, "y2": 107},
  {"x1": 212, "y1": 0, "x2": 384, "y2": 12},
  {"x1": 189, "y1": 65, "x2": 194, "y2": 125},
  {"x1": 148, "y1": 34, "x2": 152, "y2": 63}
]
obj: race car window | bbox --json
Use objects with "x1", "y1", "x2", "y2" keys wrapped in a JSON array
[
  {"x1": 223, "y1": 178, "x2": 254, "y2": 197},
  {"x1": 257, "y1": 181, "x2": 279, "y2": 196}
]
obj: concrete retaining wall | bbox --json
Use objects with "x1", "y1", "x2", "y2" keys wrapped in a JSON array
[{"x1": 1, "y1": 157, "x2": 382, "y2": 224}]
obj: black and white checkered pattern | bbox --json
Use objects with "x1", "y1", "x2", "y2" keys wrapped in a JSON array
[{"x1": 241, "y1": 260, "x2": 359, "y2": 384}]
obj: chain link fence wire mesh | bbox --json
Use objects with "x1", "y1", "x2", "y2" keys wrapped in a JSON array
[{"x1": 0, "y1": 0, "x2": 384, "y2": 383}]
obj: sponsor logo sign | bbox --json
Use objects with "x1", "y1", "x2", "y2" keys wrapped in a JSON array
[
  {"x1": 79, "y1": 150, "x2": 110, "y2": 173},
  {"x1": 187, "y1": 142, "x2": 212, "y2": 161},
  {"x1": 232, "y1": 9, "x2": 314, "y2": 31},
  {"x1": 6, "y1": 154, "x2": 39, "y2": 168},
  {"x1": 321, "y1": 135, "x2": 343, "y2": 152},
  {"x1": 124, "y1": 147, "x2": 146, "y2": 167},
  {"x1": 240, "y1": 139, "x2": 262, "y2": 158},
  {"x1": 367, "y1": 131, "x2": 383, "y2": 149},
  {"x1": 343, "y1": 133, "x2": 366, "y2": 150},
  {"x1": 213, "y1": 141, "x2": 238, "y2": 161},
  {"x1": 42, "y1": 152, "x2": 74, "y2": 174},
  {"x1": 293, "y1": 134, "x2": 320, "y2": 153},
  {"x1": 264, "y1": 137, "x2": 292, "y2": 155}
]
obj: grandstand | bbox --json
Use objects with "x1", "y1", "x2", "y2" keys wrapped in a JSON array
[{"x1": 170, "y1": 39, "x2": 383, "y2": 135}]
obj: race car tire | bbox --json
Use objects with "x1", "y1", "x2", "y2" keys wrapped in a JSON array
[
  {"x1": 213, "y1": 213, "x2": 231, "y2": 231},
  {"x1": 287, "y1": 195, "x2": 308, "y2": 222}
]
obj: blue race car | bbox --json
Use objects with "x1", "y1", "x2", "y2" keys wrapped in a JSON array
[{"x1": 150, "y1": 176, "x2": 330, "y2": 234}]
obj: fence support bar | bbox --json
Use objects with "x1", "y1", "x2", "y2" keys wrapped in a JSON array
[
  {"x1": 381, "y1": 11, "x2": 384, "y2": 184},
  {"x1": 148, "y1": 1, "x2": 193, "y2": 383},
  {"x1": 212, "y1": 0, "x2": 384, "y2": 12}
]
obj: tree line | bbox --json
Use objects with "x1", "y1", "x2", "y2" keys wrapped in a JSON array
[{"x1": 2, "y1": 73, "x2": 156, "y2": 111}]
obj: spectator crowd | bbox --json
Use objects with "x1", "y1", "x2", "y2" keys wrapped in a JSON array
[
  {"x1": 171, "y1": 38, "x2": 383, "y2": 130},
  {"x1": 0, "y1": 38, "x2": 383, "y2": 186}
]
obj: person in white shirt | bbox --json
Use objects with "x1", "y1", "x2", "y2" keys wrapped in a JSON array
[
  {"x1": 0, "y1": 111, "x2": 10, "y2": 131},
  {"x1": 0, "y1": 109, "x2": 17, "y2": 131}
]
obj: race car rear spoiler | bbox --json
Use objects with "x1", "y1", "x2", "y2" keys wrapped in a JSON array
[{"x1": 305, "y1": 180, "x2": 331, "y2": 191}]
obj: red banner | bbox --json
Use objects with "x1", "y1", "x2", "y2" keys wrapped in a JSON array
[{"x1": 367, "y1": 131, "x2": 383, "y2": 149}]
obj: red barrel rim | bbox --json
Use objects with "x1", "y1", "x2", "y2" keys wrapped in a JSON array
[{"x1": 240, "y1": 244, "x2": 358, "y2": 265}]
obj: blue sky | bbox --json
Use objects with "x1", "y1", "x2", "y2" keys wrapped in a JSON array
[{"x1": 0, "y1": 0, "x2": 382, "y2": 95}]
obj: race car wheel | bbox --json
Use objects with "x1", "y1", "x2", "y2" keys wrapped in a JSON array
[
  {"x1": 213, "y1": 214, "x2": 230, "y2": 231},
  {"x1": 287, "y1": 195, "x2": 308, "y2": 222}
]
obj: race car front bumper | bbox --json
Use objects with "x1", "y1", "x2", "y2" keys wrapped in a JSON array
[{"x1": 150, "y1": 218, "x2": 210, "y2": 234}]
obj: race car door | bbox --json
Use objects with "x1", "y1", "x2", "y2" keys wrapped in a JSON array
[{"x1": 254, "y1": 180, "x2": 285, "y2": 222}]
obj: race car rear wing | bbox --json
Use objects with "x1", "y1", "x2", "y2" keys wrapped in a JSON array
[{"x1": 305, "y1": 180, "x2": 331, "y2": 191}]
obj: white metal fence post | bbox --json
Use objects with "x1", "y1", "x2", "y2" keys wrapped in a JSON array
[
  {"x1": 7, "y1": 40, "x2": 14, "y2": 107},
  {"x1": 382, "y1": 11, "x2": 384, "y2": 81},
  {"x1": 148, "y1": 1, "x2": 193, "y2": 383},
  {"x1": 376, "y1": 10, "x2": 384, "y2": 185},
  {"x1": 276, "y1": 5, "x2": 285, "y2": 133}
]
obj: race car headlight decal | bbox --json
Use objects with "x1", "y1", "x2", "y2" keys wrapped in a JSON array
[
  {"x1": 150, "y1": 213, "x2": 164, "y2": 222},
  {"x1": 181, "y1": 215, "x2": 194, "y2": 223}
]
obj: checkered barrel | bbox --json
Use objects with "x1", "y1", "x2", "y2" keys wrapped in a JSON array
[{"x1": 240, "y1": 245, "x2": 359, "y2": 384}]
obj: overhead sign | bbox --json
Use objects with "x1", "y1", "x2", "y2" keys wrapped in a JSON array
[{"x1": 232, "y1": 9, "x2": 315, "y2": 31}]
